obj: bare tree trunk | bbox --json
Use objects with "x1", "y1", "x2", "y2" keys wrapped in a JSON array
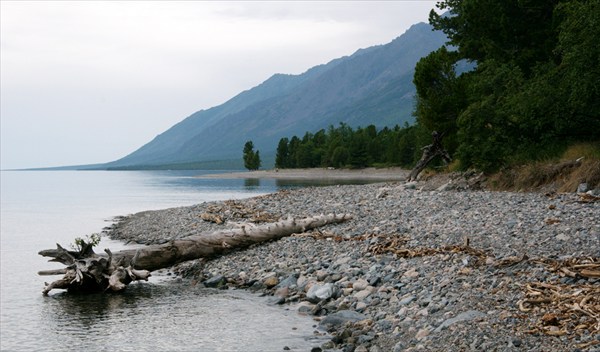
[
  {"x1": 38, "y1": 213, "x2": 352, "y2": 295},
  {"x1": 407, "y1": 131, "x2": 451, "y2": 181}
]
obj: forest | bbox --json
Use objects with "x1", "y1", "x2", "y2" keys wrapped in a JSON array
[
  {"x1": 274, "y1": 0, "x2": 599, "y2": 172},
  {"x1": 274, "y1": 123, "x2": 424, "y2": 169}
]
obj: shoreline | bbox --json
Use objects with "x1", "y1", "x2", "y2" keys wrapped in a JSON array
[
  {"x1": 197, "y1": 167, "x2": 411, "y2": 181},
  {"x1": 105, "y1": 180, "x2": 599, "y2": 351}
]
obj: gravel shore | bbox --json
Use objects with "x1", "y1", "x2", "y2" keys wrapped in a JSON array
[
  {"x1": 197, "y1": 167, "x2": 410, "y2": 181},
  {"x1": 105, "y1": 175, "x2": 600, "y2": 352}
]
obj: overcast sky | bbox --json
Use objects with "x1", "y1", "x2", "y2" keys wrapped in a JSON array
[{"x1": 1, "y1": 1, "x2": 438, "y2": 169}]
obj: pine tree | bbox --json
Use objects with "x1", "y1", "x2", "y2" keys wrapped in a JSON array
[
  {"x1": 275, "y1": 138, "x2": 289, "y2": 168},
  {"x1": 243, "y1": 141, "x2": 261, "y2": 171}
]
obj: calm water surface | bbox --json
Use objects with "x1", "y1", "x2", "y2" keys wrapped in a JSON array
[{"x1": 0, "y1": 170, "x2": 332, "y2": 351}]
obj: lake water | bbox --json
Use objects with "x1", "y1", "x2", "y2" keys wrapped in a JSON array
[{"x1": 0, "y1": 170, "x2": 333, "y2": 352}]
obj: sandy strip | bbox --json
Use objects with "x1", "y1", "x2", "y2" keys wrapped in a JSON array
[{"x1": 197, "y1": 167, "x2": 410, "y2": 180}]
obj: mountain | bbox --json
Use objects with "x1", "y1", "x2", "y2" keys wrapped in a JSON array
[{"x1": 103, "y1": 22, "x2": 447, "y2": 170}]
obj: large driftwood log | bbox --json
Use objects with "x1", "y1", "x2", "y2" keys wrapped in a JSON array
[
  {"x1": 39, "y1": 213, "x2": 352, "y2": 295},
  {"x1": 407, "y1": 131, "x2": 452, "y2": 182}
]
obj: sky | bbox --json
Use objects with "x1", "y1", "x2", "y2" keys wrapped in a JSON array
[{"x1": 1, "y1": 1, "x2": 439, "y2": 169}]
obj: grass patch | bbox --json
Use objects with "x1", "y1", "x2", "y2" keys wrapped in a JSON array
[{"x1": 488, "y1": 142, "x2": 600, "y2": 192}]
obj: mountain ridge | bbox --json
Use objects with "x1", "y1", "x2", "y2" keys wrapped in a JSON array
[{"x1": 103, "y1": 22, "x2": 447, "y2": 169}]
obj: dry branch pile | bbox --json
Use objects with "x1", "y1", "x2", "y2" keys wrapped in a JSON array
[
  {"x1": 200, "y1": 199, "x2": 279, "y2": 224},
  {"x1": 518, "y1": 257, "x2": 600, "y2": 340},
  {"x1": 518, "y1": 282, "x2": 599, "y2": 338}
]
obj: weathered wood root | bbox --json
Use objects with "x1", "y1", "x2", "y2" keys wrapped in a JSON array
[
  {"x1": 39, "y1": 246, "x2": 151, "y2": 295},
  {"x1": 39, "y1": 213, "x2": 352, "y2": 295},
  {"x1": 407, "y1": 131, "x2": 451, "y2": 181}
]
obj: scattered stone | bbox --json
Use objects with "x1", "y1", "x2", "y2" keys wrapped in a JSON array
[
  {"x1": 297, "y1": 302, "x2": 315, "y2": 315},
  {"x1": 106, "y1": 177, "x2": 599, "y2": 352},
  {"x1": 264, "y1": 276, "x2": 279, "y2": 288},
  {"x1": 319, "y1": 310, "x2": 367, "y2": 329},
  {"x1": 203, "y1": 275, "x2": 225, "y2": 288},
  {"x1": 276, "y1": 274, "x2": 298, "y2": 289},
  {"x1": 555, "y1": 233, "x2": 569, "y2": 241},
  {"x1": 275, "y1": 286, "x2": 289, "y2": 299},
  {"x1": 437, "y1": 182, "x2": 453, "y2": 192},
  {"x1": 434, "y1": 310, "x2": 486, "y2": 332},
  {"x1": 353, "y1": 278, "x2": 369, "y2": 291},
  {"x1": 307, "y1": 283, "x2": 336, "y2": 303},
  {"x1": 415, "y1": 328, "x2": 430, "y2": 341},
  {"x1": 577, "y1": 183, "x2": 589, "y2": 193},
  {"x1": 393, "y1": 341, "x2": 405, "y2": 352},
  {"x1": 354, "y1": 289, "x2": 371, "y2": 301},
  {"x1": 402, "y1": 269, "x2": 419, "y2": 279},
  {"x1": 403, "y1": 181, "x2": 417, "y2": 190},
  {"x1": 399, "y1": 295, "x2": 416, "y2": 305}
]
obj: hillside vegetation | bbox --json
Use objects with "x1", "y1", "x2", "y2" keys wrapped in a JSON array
[
  {"x1": 415, "y1": 0, "x2": 599, "y2": 172},
  {"x1": 275, "y1": 0, "x2": 599, "y2": 191}
]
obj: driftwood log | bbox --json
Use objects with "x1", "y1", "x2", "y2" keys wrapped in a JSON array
[
  {"x1": 407, "y1": 131, "x2": 451, "y2": 181},
  {"x1": 39, "y1": 213, "x2": 352, "y2": 295}
]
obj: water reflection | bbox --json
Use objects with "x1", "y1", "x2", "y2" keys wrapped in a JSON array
[
  {"x1": 244, "y1": 178, "x2": 260, "y2": 188},
  {"x1": 42, "y1": 282, "x2": 160, "y2": 334},
  {"x1": 36, "y1": 282, "x2": 327, "y2": 352}
]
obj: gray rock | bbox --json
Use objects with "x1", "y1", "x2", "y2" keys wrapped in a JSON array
[
  {"x1": 437, "y1": 182, "x2": 453, "y2": 192},
  {"x1": 307, "y1": 283, "x2": 336, "y2": 303},
  {"x1": 275, "y1": 274, "x2": 298, "y2": 289},
  {"x1": 368, "y1": 276, "x2": 382, "y2": 287},
  {"x1": 357, "y1": 334, "x2": 374, "y2": 344},
  {"x1": 587, "y1": 189, "x2": 600, "y2": 196},
  {"x1": 434, "y1": 310, "x2": 486, "y2": 332},
  {"x1": 329, "y1": 273, "x2": 343, "y2": 282},
  {"x1": 203, "y1": 275, "x2": 225, "y2": 288},
  {"x1": 297, "y1": 303, "x2": 315, "y2": 315},
  {"x1": 393, "y1": 341, "x2": 405, "y2": 352},
  {"x1": 319, "y1": 310, "x2": 367, "y2": 329},
  {"x1": 354, "y1": 289, "x2": 371, "y2": 301},
  {"x1": 403, "y1": 181, "x2": 417, "y2": 190},
  {"x1": 353, "y1": 278, "x2": 369, "y2": 291},
  {"x1": 377, "y1": 319, "x2": 393, "y2": 331},
  {"x1": 399, "y1": 295, "x2": 416, "y2": 305},
  {"x1": 267, "y1": 296, "x2": 285, "y2": 305}
]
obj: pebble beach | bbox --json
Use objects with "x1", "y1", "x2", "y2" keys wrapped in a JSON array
[{"x1": 105, "y1": 171, "x2": 600, "y2": 352}]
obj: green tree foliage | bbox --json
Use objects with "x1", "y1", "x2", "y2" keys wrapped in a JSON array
[
  {"x1": 243, "y1": 141, "x2": 261, "y2": 170},
  {"x1": 552, "y1": 1, "x2": 600, "y2": 136},
  {"x1": 287, "y1": 136, "x2": 301, "y2": 168},
  {"x1": 413, "y1": 46, "x2": 468, "y2": 154},
  {"x1": 71, "y1": 233, "x2": 101, "y2": 252},
  {"x1": 275, "y1": 123, "x2": 424, "y2": 169},
  {"x1": 430, "y1": 0, "x2": 559, "y2": 74},
  {"x1": 415, "y1": 0, "x2": 600, "y2": 172},
  {"x1": 275, "y1": 137, "x2": 290, "y2": 168}
]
